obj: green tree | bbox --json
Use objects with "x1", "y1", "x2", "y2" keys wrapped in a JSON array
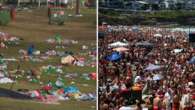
[
  {"x1": 151, "y1": 4, "x2": 159, "y2": 10},
  {"x1": 141, "y1": 4, "x2": 150, "y2": 10},
  {"x1": 0, "y1": 10, "x2": 11, "y2": 26},
  {"x1": 176, "y1": 3, "x2": 182, "y2": 9}
]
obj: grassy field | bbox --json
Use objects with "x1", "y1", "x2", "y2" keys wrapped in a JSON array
[
  {"x1": 0, "y1": 7, "x2": 96, "y2": 110},
  {"x1": 0, "y1": 97, "x2": 96, "y2": 110}
]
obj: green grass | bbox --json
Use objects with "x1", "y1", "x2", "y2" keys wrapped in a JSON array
[
  {"x1": 0, "y1": 7, "x2": 96, "y2": 110},
  {"x1": 0, "y1": 98, "x2": 96, "y2": 110}
]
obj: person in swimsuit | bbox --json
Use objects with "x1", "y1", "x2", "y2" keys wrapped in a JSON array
[
  {"x1": 153, "y1": 95, "x2": 161, "y2": 110},
  {"x1": 172, "y1": 93, "x2": 180, "y2": 110}
]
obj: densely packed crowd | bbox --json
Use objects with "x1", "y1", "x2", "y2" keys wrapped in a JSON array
[{"x1": 98, "y1": 25, "x2": 195, "y2": 110}]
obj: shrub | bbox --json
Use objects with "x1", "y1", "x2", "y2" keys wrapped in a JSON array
[{"x1": 0, "y1": 10, "x2": 11, "y2": 26}]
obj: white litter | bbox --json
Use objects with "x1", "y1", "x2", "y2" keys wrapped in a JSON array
[{"x1": 0, "y1": 77, "x2": 14, "y2": 84}]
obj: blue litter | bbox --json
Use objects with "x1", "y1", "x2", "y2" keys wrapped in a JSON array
[
  {"x1": 106, "y1": 52, "x2": 121, "y2": 61},
  {"x1": 27, "y1": 45, "x2": 35, "y2": 56},
  {"x1": 64, "y1": 86, "x2": 79, "y2": 94}
]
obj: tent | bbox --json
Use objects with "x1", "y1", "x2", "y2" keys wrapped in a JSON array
[
  {"x1": 61, "y1": 55, "x2": 75, "y2": 65},
  {"x1": 108, "y1": 41, "x2": 128, "y2": 47},
  {"x1": 113, "y1": 47, "x2": 129, "y2": 52},
  {"x1": 135, "y1": 41, "x2": 153, "y2": 48},
  {"x1": 154, "y1": 33, "x2": 162, "y2": 37},
  {"x1": 106, "y1": 52, "x2": 121, "y2": 61},
  {"x1": 144, "y1": 64, "x2": 161, "y2": 71}
]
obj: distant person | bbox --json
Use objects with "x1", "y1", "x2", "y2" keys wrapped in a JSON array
[
  {"x1": 180, "y1": 91, "x2": 192, "y2": 110},
  {"x1": 10, "y1": 5, "x2": 16, "y2": 21},
  {"x1": 136, "y1": 100, "x2": 142, "y2": 110},
  {"x1": 153, "y1": 95, "x2": 161, "y2": 110},
  {"x1": 27, "y1": 44, "x2": 35, "y2": 56},
  {"x1": 0, "y1": 3, "x2": 2, "y2": 9},
  {"x1": 172, "y1": 93, "x2": 180, "y2": 110}
]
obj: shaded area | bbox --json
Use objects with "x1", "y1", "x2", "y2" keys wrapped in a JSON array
[
  {"x1": 0, "y1": 87, "x2": 32, "y2": 100},
  {"x1": 99, "y1": 9, "x2": 195, "y2": 26}
]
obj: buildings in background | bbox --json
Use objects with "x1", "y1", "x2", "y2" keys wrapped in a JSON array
[{"x1": 99, "y1": 0, "x2": 195, "y2": 10}]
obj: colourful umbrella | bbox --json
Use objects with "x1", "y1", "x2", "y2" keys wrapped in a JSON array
[{"x1": 113, "y1": 47, "x2": 129, "y2": 52}]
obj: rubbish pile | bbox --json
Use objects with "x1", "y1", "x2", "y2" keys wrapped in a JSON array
[
  {"x1": 0, "y1": 31, "x2": 96, "y2": 105},
  {"x1": 0, "y1": 77, "x2": 14, "y2": 84},
  {"x1": 61, "y1": 55, "x2": 76, "y2": 65},
  {"x1": 42, "y1": 65, "x2": 63, "y2": 75},
  {"x1": 28, "y1": 84, "x2": 96, "y2": 104},
  {"x1": 46, "y1": 50, "x2": 74, "y2": 57},
  {"x1": 19, "y1": 49, "x2": 51, "y2": 62},
  {"x1": 46, "y1": 34, "x2": 78, "y2": 46},
  {"x1": 0, "y1": 32, "x2": 21, "y2": 48},
  {"x1": 82, "y1": 72, "x2": 96, "y2": 80},
  {"x1": 0, "y1": 56, "x2": 14, "y2": 84},
  {"x1": 87, "y1": 51, "x2": 96, "y2": 67},
  {"x1": 60, "y1": 54, "x2": 96, "y2": 67}
]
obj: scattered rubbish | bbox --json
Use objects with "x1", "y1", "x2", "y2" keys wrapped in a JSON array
[
  {"x1": 0, "y1": 31, "x2": 21, "y2": 48},
  {"x1": 61, "y1": 55, "x2": 76, "y2": 65},
  {"x1": 0, "y1": 77, "x2": 14, "y2": 84},
  {"x1": 0, "y1": 31, "x2": 96, "y2": 105},
  {"x1": 42, "y1": 65, "x2": 63, "y2": 75},
  {"x1": 78, "y1": 93, "x2": 96, "y2": 101},
  {"x1": 82, "y1": 45, "x2": 88, "y2": 50}
]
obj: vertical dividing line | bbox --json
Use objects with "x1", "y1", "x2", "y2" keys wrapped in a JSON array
[{"x1": 96, "y1": 0, "x2": 99, "y2": 109}]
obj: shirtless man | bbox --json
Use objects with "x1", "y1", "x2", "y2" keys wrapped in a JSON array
[{"x1": 153, "y1": 95, "x2": 161, "y2": 110}]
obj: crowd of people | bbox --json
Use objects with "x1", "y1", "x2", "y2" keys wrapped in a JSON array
[{"x1": 98, "y1": 25, "x2": 195, "y2": 110}]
